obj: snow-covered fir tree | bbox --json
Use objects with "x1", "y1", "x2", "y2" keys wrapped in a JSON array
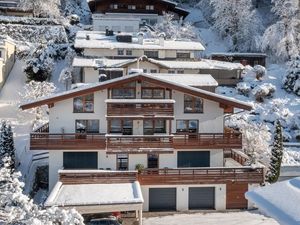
[
  {"x1": 0, "y1": 157, "x2": 84, "y2": 225},
  {"x1": 19, "y1": 0, "x2": 61, "y2": 18},
  {"x1": 0, "y1": 121, "x2": 15, "y2": 170},
  {"x1": 283, "y1": 56, "x2": 300, "y2": 96},
  {"x1": 261, "y1": 0, "x2": 300, "y2": 60},
  {"x1": 59, "y1": 48, "x2": 76, "y2": 90},
  {"x1": 267, "y1": 120, "x2": 283, "y2": 183},
  {"x1": 210, "y1": 0, "x2": 262, "y2": 52}
]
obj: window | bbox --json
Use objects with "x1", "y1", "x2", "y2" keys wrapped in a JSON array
[
  {"x1": 128, "y1": 5, "x2": 136, "y2": 9},
  {"x1": 109, "y1": 119, "x2": 133, "y2": 135},
  {"x1": 117, "y1": 49, "x2": 124, "y2": 55},
  {"x1": 110, "y1": 4, "x2": 118, "y2": 9},
  {"x1": 144, "y1": 51, "x2": 159, "y2": 58},
  {"x1": 142, "y1": 88, "x2": 164, "y2": 99},
  {"x1": 117, "y1": 154, "x2": 128, "y2": 170},
  {"x1": 143, "y1": 69, "x2": 147, "y2": 73},
  {"x1": 63, "y1": 152, "x2": 98, "y2": 169},
  {"x1": 150, "y1": 69, "x2": 158, "y2": 73},
  {"x1": 73, "y1": 94, "x2": 94, "y2": 113},
  {"x1": 0, "y1": 51, "x2": 2, "y2": 58},
  {"x1": 146, "y1": 5, "x2": 154, "y2": 10},
  {"x1": 144, "y1": 119, "x2": 166, "y2": 135},
  {"x1": 177, "y1": 52, "x2": 191, "y2": 59},
  {"x1": 75, "y1": 120, "x2": 99, "y2": 133},
  {"x1": 176, "y1": 120, "x2": 198, "y2": 133},
  {"x1": 184, "y1": 95, "x2": 203, "y2": 113},
  {"x1": 168, "y1": 70, "x2": 175, "y2": 74},
  {"x1": 126, "y1": 50, "x2": 132, "y2": 56},
  {"x1": 112, "y1": 88, "x2": 135, "y2": 99},
  {"x1": 177, "y1": 70, "x2": 184, "y2": 74}
]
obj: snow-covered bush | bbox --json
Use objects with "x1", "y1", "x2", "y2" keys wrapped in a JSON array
[
  {"x1": 236, "y1": 82, "x2": 251, "y2": 96},
  {"x1": 282, "y1": 57, "x2": 300, "y2": 96},
  {"x1": 240, "y1": 121, "x2": 271, "y2": 164},
  {"x1": 19, "y1": 0, "x2": 61, "y2": 18},
  {"x1": 0, "y1": 157, "x2": 84, "y2": 225},
  {"x1": 59, "y1": 67, "x2": 73, "y2": 90},
  {"x1": 253, "y1": 65, "x2": 267, "y2": 80},
  {"x1": 252, "y1": 83, "x2": 276, "y2": 102},
  {"x1": 153, "y1": 13, "x2": 198, "y2": 40},
  {"x1": 20, "y1": 81, "x2": 56, "y2": 121},
  {"x1": 0, "y1": 121, "x2": 15, "y2": 170},
  {"x1": 210, "y1": 0, "x2": 262, "y2": 52},
  {"x1": 261, "y1": 0, "x2": 300, "y2": 61},
  {"x1": 61, "y1": 0, "x2": 92, "y2": 24}
]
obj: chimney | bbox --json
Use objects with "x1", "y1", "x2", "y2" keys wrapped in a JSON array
[
  {"x1": 137, "y1": 32, "x2": 144, "y2": 45},
  {"x1": 159, "y1": 33, "x2": 165, "y2": 46}
]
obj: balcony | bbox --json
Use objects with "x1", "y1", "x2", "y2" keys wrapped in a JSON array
[
  {"x1": 30, "y1": 133, "x2": 106, "y2": 150},
  {"x1": 57, "y1": 167, "x2": 264, "y2": 186},
  {"x1": 106, "y1": 99, "x2": 175, "y2": 118},
  {"x1": 30, "y1": 132, "x2": 242, "y2": 151},
  {"x1": 137, "y1": 167, "x2": 265, "y2": 185}
]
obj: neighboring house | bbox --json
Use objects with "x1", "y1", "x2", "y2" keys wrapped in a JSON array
[
  {"x1": 21, "y1": 73, "x2": 264, "y2": 224},
  {"x1": 74, "y1": 31, "x2": 205, "y2": 60},
  {"x1": 0, "y1": 0, "x2": 33, "y2": 17},
  {"x1": 72, "y1": 56, "x2": 244, "y2": 86},
  {"x1": 211, "y1": 52, "x2": 267, "y2": 67},
  {"x1": 88, "y1": 0, "x2": 189, "y2": 32},
  {"x1": 0, "y1": 37, "x2": 15, "y2": 89}
]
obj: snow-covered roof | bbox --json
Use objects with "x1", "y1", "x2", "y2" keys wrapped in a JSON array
[
  {"x1": 19, "y1": 73, "x2": 253, "y2": 110},
  {"x1": 75, "y1": 31, "x2": 205, "y2": 51},
  {"x1": 211, "y1": 52, "x2": 267, "y2": 57},
  {"x1": 72, "y1": 57, "x2": 243, "y2": 70},
  {"x1": 45, "y1": 181, "x2": 143, "y2": 207},
  {"x1": 245, "y1": 177, "x2": 300, "y2": 225},
  {"x1": 151, "y1": 73, "x2": 218, "y2": 86}
]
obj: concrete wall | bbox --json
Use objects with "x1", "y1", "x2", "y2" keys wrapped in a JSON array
[{"x1": 141, "y1": 184, "x2": 226, "y2": 211}]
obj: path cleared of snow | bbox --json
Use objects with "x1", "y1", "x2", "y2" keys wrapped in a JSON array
[{"x1": 143, "y1": 211, "x2": 279, "y2": 225}]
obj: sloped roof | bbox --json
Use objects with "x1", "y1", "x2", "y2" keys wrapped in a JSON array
[{"x1": 19, "y1": 73, "x2": 252, "y2": 110}]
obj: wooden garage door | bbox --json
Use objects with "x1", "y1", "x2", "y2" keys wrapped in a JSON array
[
  {"x1": 189, "y1": 187, "x2": 215, "y2": 210},
  {"x1": 149, "y1": 188, "x2": 176, "y2": 211},
  {"x1": 226, "y1": 183, "x2": 248, "y2": 209}
]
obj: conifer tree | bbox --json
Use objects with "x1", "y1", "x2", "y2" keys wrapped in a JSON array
[
  {"x1": 267, "y1": 120, "x2": 284, "y2": 183},
  {"x1": 0, "y1": 121, "x2": 15, "y2": 170}
]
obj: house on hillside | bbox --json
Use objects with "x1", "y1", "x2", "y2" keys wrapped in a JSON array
[
  {"x1": 72, "y1": 56, "x2": 244, "y2": 86},
  {"x1": 88, "y1": 0, "x2": 189, "y2": 32},
  {"x1": 0, "y1": 37, "x2": 15, "y2": 89},
  {"x1": 21, "y1": 73, "x2": 264, "y2": 224},
  {"x1": 0, "y1": 0, "x2": 33, "y2": 17}
]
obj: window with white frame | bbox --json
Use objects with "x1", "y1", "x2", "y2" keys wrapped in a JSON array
[
  {"x1": 146, "y1": 5, "x2": 154, "y2": 10},
  {"x1": 117, "y1": 49, "x2": 124, "y2": 55},
  {"x1": 128, "y1": 5, "x2": 136, "y2": 10},
  {"x1": 110, "y1": 4, "x2": 118, "y2": 9},
  {"x1": 126, "y1": 50, "x2": 132, "y2": 56}
]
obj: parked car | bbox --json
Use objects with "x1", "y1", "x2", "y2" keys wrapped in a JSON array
[{"x1": 87, "y1": 217, "x2": 121, "y2": 225}]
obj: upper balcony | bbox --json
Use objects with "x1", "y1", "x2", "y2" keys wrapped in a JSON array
[
  {"x1": 30, "y1": 132, "x2": 242, "y2": 151},
  {"x1": 106, "y1": 99, "x2": 175, "y2": 118}
]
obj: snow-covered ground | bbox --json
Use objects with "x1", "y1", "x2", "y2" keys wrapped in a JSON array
[{"x1": 143, "y1": 211, "x2": 278, "y2": 225}]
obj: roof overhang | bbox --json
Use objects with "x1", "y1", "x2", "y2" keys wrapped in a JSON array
[
  {"x1": 20, "y1": 73, "x2": 253, "y2": 111},
  {"x1": 45, "y1": 181, "x2": 144, "y2": 213}
]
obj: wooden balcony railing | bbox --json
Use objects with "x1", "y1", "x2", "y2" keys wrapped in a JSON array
[
  {"x1": 224, "y1": 149, "x2": 249, "y2": 166},
  {"x1": 107, "y1": 103, "x2": 174, "y2": 117},
  {"x1": 137, "y1": 167, "x2": 265, "y2": 185},
  {"x1": 172, "y1": 133, "x2": 242, "y2": 149},
  {"x1": 29, "y1": 132, "x2": 242, "y2": 150},
  {"x1": 30, "y1": 133, "x2": 106, "y2": 150}
]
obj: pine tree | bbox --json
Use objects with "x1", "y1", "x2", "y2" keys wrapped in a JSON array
[
  {"x1": 283, "y1": 56, "x2": 300, "y2": 96},
  {"x1": 267, "y1": 120, "x2": 284, "y2": 183},
  {"x1": 0, "y1": 121, "x2": 15, "y2": 170}
]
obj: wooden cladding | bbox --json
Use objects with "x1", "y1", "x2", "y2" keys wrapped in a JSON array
[
  {"x1": 226, "y1": 183, "x2": 248, "y2": 209},
  {"x1": 59, "y1": 170, "x2": 138, "y2": 184},
  {"x1": 30, "y1": 132, "x2": 243, "y2": 150},
  {"x1": 30, "y1": 133, "x2": 106, "y2": 150},
  {"x1": 137, "y1": 167, "x2": 264, "y2": 185},
  {"x1": 107, "y1": 103, "x2": 174, "y2": 116}
]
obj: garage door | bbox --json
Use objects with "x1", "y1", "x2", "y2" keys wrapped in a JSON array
[
  {"x1": 178, "y1": 151, "x2": 210, "y2": 167},
  {"x1": 189, "y1": 187, "x2": 215, "y2": 209},
  {"x1": 149, "y1": 188, "x2": 176, "y2": 211}
]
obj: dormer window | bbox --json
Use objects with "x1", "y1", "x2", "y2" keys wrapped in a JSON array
[
  {"x1": 146, "y1": 5, "x2": 154, "y2": 10},
  {"x1": 110, "y1": 4, "x2": 118, "y2": 9},
  {"x1": 73, "y1": 94, "x2": 94, "y2": 113},
  {"x1": 128, "y1": 5, "x2": 136, "y2": 10}
]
